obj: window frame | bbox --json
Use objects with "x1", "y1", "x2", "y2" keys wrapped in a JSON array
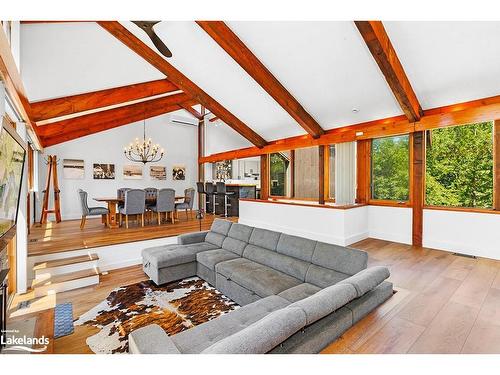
[{"x1": 368, "y1": 133, "x2": 412, "y2": 207}]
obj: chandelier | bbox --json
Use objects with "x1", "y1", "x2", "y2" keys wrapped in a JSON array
[{"x1": 124, "y1": 117, "x2": 164, "y2": 164}]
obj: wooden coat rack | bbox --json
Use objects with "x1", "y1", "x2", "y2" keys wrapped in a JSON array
[{"x1": 40, "y1": 155, "x2": 62, "y2": 224}]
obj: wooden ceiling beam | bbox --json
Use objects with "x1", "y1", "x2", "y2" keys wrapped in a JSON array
[
  {"x1": 355, "y1": 21, "x2": 423, "y2": 123},
  {"x1": 0, "y1": 25, "x2": 42, "y2": 148},
  {"x1": 197, "y1": 21, "x2": 324, "y2": 139},
  {"x1": 199, "y1": 93, "x2": 500, "y2": 163},
  {"x1": 97, "y1": 21, "x2": 267, "y2": 148},
  {"x1": 30, "y1": 79, "x2": 179, "y2": 122},
  {"x1": 39, "y1": 92, "x2": 194, "y2": 146},
  {"x1": 181, "y1": 104, "x2": 203, "y2": 120}
]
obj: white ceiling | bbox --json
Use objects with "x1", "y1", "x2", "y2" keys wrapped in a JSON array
[
  {"x1": 384, "y1": 21, "x2": 500, "y2": 109},
  {"x1": 20, "y1": 21, "x2": 500, "y2": 148}
]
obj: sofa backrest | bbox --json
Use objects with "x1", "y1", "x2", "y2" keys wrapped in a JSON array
[
  {"x1": 221, "y1": 223, "x2": 254, "y2": 256},
  {"x1": 205, "y1": 219, "x2": 233, "y2": 247}
]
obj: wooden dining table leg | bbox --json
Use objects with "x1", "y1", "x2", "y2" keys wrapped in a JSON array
[{"x1": 107, "y1": 201, "x2": 119, "y2": 229}]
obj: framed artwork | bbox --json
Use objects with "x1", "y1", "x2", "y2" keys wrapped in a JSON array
[
  {"x1": 63, "y1": 159, "x2": 84, "y2": 179},
  {"x1": 93, "y1": 163, "x2": 115, "y2": 180},
  {"x1": 123, "y1": 164, "x2": 143, "y2": 180},
  {"x1": 150, "y1": 166, "x2": 166, "y2": 180},
  {"x1": 172, "y1": 165, "x2": 186, "y2": 181}
]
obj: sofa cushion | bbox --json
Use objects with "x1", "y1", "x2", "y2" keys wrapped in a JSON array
[
  {"x1": 196, "y1": 249, "x2": 240, "y2": 271},
  {"x1": 205, "y1": 232, "x2": 226, "y2": 247},
  {"x1": 128, "y1": 324, "x2": 180, "y2": 354},
  {"x1": 221, "y1": 237, "x2": 248, "y2": 256},
  {"x1": 305, "y1": 264, "x2": 350, "y2": 288},
  {"x1": 216, "y1": 258, "x2": 301, "y2": 297},
  {"x1": 227, "y1": 223, "x2": 253, "y2": 242},
  {"x1": 248, "y1": 227, "x2": 281, "y2": 250},
  {"x1": 201, "y1": 306, "x2": 307, "y2": 354},
  {"x1": 171, "y1": 295, "x2": 290, "y2": 354},
  {"x1": 312, "y1": 242, "x2": 368, "y2": 275},
  {"x1": 338, "y1": 266, "x2": 390, "y2": 298},
  {"x1": 276, "y1": 234, "x2": 317, "y2": 262},
  {"x1": 278, "y1": 283, "x2": 321, "y2": 303},
  {"x1": 289, "y1": 283, "x2": 357, "y2": 325},
  {"x1": 143, "y1": 242, "x2": 218, "y2": 269},
  {"x1": 243, "y1": 244, "x2": 310, "y2": 281},
  {"x1": 210, "y1": 218, "x2": 233, "y2": 235}
]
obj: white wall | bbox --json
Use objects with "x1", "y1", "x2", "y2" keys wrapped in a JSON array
[
  {"x1": 368, "y1": 206, "x2": 412, "y2": 245},
  {"x1": 423, "y1": 209, "x2": 500, "y2": 260},
  {"x1": 205, "y1": 120, "x2": 252, "y2": 155},
  {"x1": 38, "y1": 113, "x2": 199, "y2": 220},
  {"x1": 239, "y1": 200, "x2": 368, "y2": 246}
]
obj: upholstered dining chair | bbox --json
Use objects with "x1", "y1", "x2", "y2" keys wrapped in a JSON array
[
  {"x1": 144, "y1": 187, "x2": 158, "y2": 223},
  {"x1": 78, "y1": 189, "x2": 109, "y2": 229},
  {"x1": 175, "y1": 188, "x2": 195, "y2": 220},
  {"x1": 117, "y1": 188, "x2": 131, "y2": 209},
  {"x1": 118, "y1": 189, "x2": 146, "y2": 228},
  {"x1": 150, "y1": 188, "x2": 175, "y2": 225}
]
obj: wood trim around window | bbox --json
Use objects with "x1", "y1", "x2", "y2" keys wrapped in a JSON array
[
  {"x1": 424, "y1": 205, "x2": 500, "y2": 215},
  {"x1": 494, "y1": 119, "x2": 500, "y2": 210},
  {"x1": 260, "y1": 154, "x2": 269, "y2": 200}
]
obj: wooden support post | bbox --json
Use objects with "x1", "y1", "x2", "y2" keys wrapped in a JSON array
[
  {"x1": 198, "y1": 107, "x2": 206, "y2": 210},
  {"x1": 318, "y1": 145, "x2": 326, "y2": 204},
  {"x1": 494, "y1": 120, "x2": 500, "y2": 210},
  {"x1": 260, "y1": 154, "x2": 269, "y2": 200},
  {"x1": 411, "y1": 131, "x2": 425, "y2": 246},
  {"x1": 356, "y1": 140, "x2": 371, "y2": 204},
  {"x1": 290, "y1": 149, "x2": 295, "y2": 198}
]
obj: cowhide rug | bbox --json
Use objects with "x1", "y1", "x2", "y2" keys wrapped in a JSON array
[{"x1": 74, "y1": 277, "x2": 239, "y2": 354}]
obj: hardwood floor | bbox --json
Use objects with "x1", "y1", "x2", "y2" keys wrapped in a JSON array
[
  {"x1": 28, "y1": 213, "x2": 236, "y2": 256},
  {"x1": 16, "y1": 236, "x2": 500, "y2": 354}
]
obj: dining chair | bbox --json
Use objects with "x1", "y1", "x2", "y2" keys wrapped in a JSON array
[
  {"x1": 175, "y1": 188, "x2": 195, "y2": 220},
  {"x1": 144, "y1": 187, "x2": 158, "y2": 223},
  {"x1": 150, "y1": 188, "x2": 175, "y2": 225},
  {"x1": 117, "y1": 188, "x2": 131, "y2": 209},
  {"x1": 78, "y1": 189, "x2": 109, "y2": 229},
  {"x1": 118, "y1": 189, "x2": 146, "y2": 228}
]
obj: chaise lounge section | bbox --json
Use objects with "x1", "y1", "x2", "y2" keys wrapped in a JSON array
[{"x1": 135, "y1": 219, "x2": 393, "y2": 354}]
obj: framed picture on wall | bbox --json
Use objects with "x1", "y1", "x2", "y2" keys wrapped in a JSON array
[
  {"x1": 63, "y1": 159, "x2": 84, "y2": 179},
  {"x1": 93, "y1": 163, "x2": 115, "y2": 180},
  {"x1": 172, "y1": 165, "x2": 186, "y2": 181},
  {"x1": 150, "y1": 166, "x2": 166, "y2": 180},
  {"x1": 123, "y1": 164, "x2": 143, "y2": 180}
]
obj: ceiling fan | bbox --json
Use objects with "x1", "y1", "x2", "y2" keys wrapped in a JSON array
[{"x1": 132, "y1": 21, "x2": 172, "y2": 58}]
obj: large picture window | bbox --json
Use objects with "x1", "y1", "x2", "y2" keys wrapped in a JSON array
[
  {"x1": 269, "y1": 152, "x2": 291, "y2": 197},
  {"x1": 425, "y1": 121, "x2": 494, "y2": 209},
  {"x1": 371, "y1": 135, "x2": 410, "y2": 201}
]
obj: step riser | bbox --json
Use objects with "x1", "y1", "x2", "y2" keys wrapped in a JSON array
[
  {"x1": 35, "y1": 260, "x2": 99, "y2": 278},
  {"x1": 33, "y1": 275, "x2": 100, "y2": 298}
]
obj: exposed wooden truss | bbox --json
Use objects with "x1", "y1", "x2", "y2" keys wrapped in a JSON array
[
  {"x1": 197, "y1": 21, "x2": 324, "y2": 138},
  {"x1": 181, "y1": 104, "x2": 204, "y2": 120},
  {"x1": 97, "y1": 21, "x2": 267, "y2": 148},
  {"x1": 200, "y1": 94, "x2": 500, "y2": 163},
  {"x1": 39, "y1": 93, "x2": 195, "y2": 146},
  {"x1": 31, "y1": 79, "x2": 179, "y2": 122},
  {"x1": 355, "y1": 21, "x2": 423, "y2": 123}
]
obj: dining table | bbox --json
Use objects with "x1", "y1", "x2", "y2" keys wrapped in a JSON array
[{"x1": 94, "y1": 196, "x2": 185, "y2": 229}]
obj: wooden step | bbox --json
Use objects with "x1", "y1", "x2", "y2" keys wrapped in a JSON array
[
  {"x1": 33, "y1": 308, "x2": 54, "y2": 354},
  {"x1": 32, "y1": 268, "x2": 100, "y2": 297},
  {"x1": 33, "y1": 253, "x2": 99, "y2": 271}
]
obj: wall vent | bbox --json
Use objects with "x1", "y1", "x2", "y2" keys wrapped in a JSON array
[{"x1": 452, "y1": 252, "x2": 477, "y2": 259}]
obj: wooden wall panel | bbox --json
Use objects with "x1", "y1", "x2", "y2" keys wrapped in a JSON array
[
  {"x1": 411, "y1": 131, "x2": 425, "y2": 246},
  {"x1": 294, "y1": 146, "x2": 319, "y2": 199}
]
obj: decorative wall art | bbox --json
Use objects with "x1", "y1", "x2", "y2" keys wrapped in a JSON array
[
  {"x1": 150, "y1": 166, "x2": 166, "y2": 180},
  {"x1": 93, "y1": 163, "x2": 115, "y2": 180},
  {"x1": 123, "y1": 164, "x2": 143, "y2": 180},
  {"x1": 172, "y1": 165, "x2": 186, "y2": 181},
  {"x1": 63, "y1": 159, "x2": 84, "y2": 179}
]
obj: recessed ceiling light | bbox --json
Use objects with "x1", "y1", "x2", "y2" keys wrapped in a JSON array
[{"x1": 352, "y1": 108, "x2": 359, "y2": 113}]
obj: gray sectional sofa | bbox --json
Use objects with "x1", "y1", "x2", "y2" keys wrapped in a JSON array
[{"x1": 132, "y1": 219, "x2": 393, "y2": 354}]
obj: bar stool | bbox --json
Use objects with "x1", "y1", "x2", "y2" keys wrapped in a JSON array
[
  {"x1": 204, "y1": 182, "x2": 217, "y2": 214},
  {"x1": 196, "y1": 182, "x2": 208, "y2": 212},
  {"x1": 216, "y1": 182, "x2": 235, "y2": 217}
]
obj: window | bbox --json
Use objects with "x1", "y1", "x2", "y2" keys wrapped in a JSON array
[
  {"x1": 371, "y1": 135, "x2": 410, "y2": 201},
  {"x1": 328, "y1": 145, "x2": 335, "y2": 200},
  {"x1": 425, "y1": 121, "x2": 493, "y2": 209},
  {"x1": 270, "y1": 152, "x2": 291, "y2": 196}
]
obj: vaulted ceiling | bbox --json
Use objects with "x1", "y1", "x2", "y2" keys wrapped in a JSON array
[{"x1": 18, "y1": 21, "x2": 500, "y2": 150}]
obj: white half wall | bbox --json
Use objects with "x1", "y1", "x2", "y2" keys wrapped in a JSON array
[
  {"x1": 423, "y1": 209, "x2": 500, "y2": 260},
  {"x1": 37, "y1": 113, "x2": 199, "y2": 220},
  {"x1": 368, "y1": 206, "x2": 412, "y2": 245},
  {"x1": 239, "y1": 200, "x2": 368, "y2": 246}
]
